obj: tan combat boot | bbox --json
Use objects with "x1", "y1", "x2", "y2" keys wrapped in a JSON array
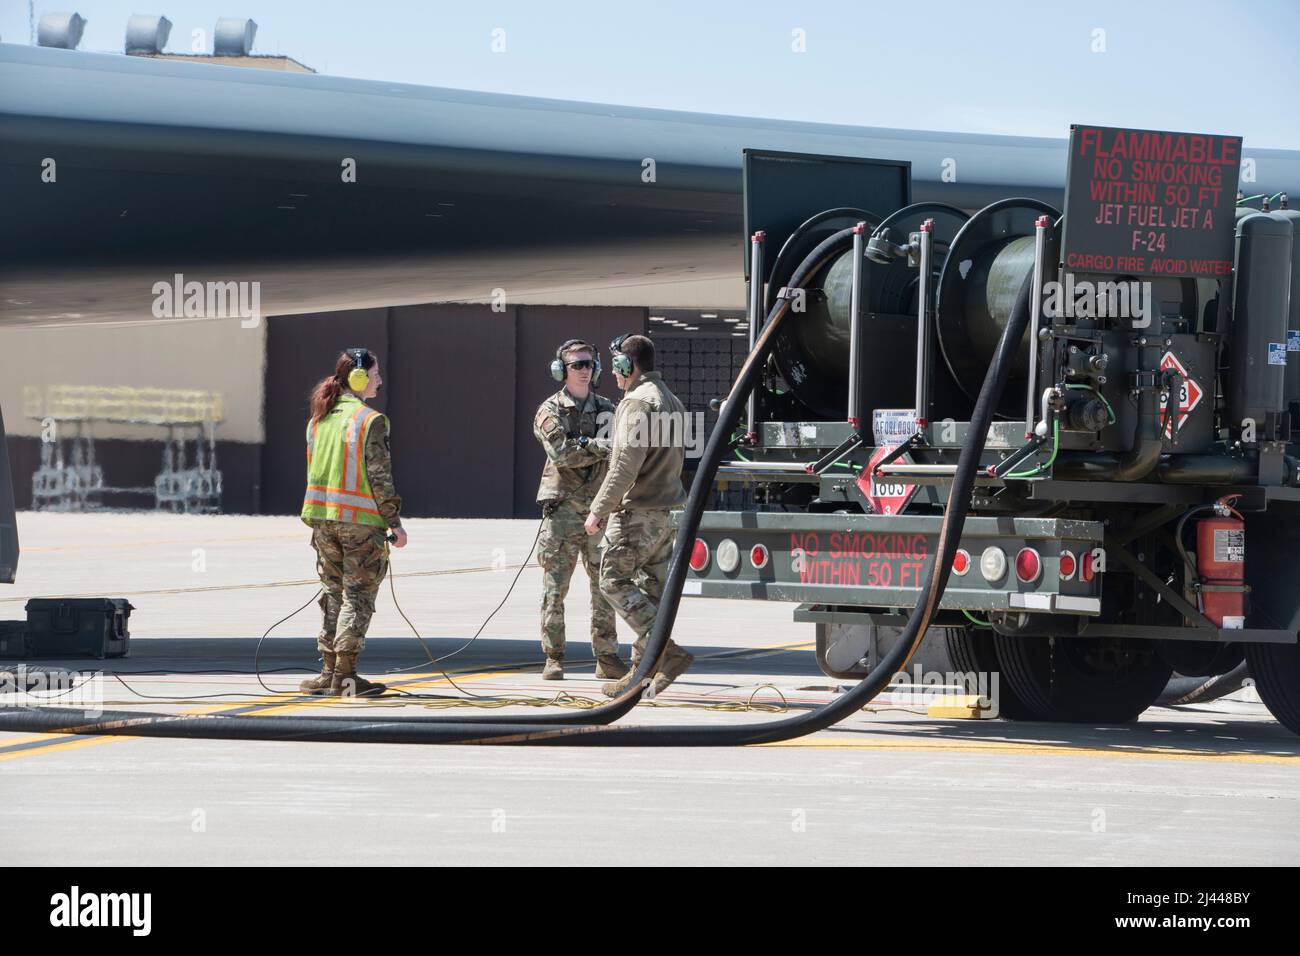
[
  {"x1": 649, "y1": 647, "x2": 695, "y2": 696},
  {"x1": 299, "y1": 652, "x2": 336, "y2": 695},
  {"x1": 593, "y1": 654, "x2": 630, "y2": 680},
  {"x1": 601, "y1": 668, "x2": 646, "y2": 698},
  {"x1": 326, "y1": 652, "x2": 387, "y2": 697},
  {"x1": 542, "y1": 656, "x2": 564, "y2": 680}
]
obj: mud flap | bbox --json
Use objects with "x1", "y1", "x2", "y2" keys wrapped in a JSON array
[{"x1": 1243, "y1": 503, "x2": 1300, "y2": 634}]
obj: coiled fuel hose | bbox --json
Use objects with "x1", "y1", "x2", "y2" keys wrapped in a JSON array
[{"x1": 0, "y1": 234, "x2": 1034, "y2": 745}]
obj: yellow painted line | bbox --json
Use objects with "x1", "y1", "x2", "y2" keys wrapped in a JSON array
[
  {"x1": 0, "y1": 733, "x2": 68, "y2": 748},
  {"x1": 741, "y1": 639, "x2": 816, "y2": 653},
  {"x1": 0, "y1": 734, "x2": 125, "y2": 762},
  {"x1": 245, "y1": 669, "x2": 515, "y2": 717},
  {"x1": 180, "y1": 702, "x2": 262, "y2": 717},
  {"x1": 0, "y1": 701, "x2": 241, "y2": 761},
  {"x1": 760, "y1": 737, "x2": 1300, "y2": 764},
  {"x1": 0, "y1": 637, "x2": 820, "y2": 751}
]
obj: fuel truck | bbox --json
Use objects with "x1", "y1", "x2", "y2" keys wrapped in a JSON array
[{"x1": 680, "y1": 126, "x2": 1300, "y2": 735}]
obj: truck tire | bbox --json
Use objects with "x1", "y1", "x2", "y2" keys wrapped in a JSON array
[
  {"x1": 992, "y1": 634, "x2": 1173, "y2": 724},
  {"x1": 943, "y1": 626, "x2": 1035, "y2": 720},
  {"x1": 1244, "y1": 642, "x2": 1300, "y2": 736}
]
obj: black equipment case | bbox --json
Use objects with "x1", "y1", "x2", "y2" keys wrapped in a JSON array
[{"x1": 20, "y1": 598, "x2": 133, "y2": 658}]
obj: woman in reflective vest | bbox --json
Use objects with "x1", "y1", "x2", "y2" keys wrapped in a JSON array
[{"x1": 299, "y1": 348, "x2": 407, "y2": 697}]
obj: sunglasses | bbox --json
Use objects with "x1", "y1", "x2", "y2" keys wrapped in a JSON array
[{"x1": 565, "y1": 360, "x2": 595, "y2": 370}]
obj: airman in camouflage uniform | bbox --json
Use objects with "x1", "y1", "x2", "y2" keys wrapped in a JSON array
[
  {"x1": 585, "y1": 334, "x2": 694, "y2": 698},
  {"x1": 300, "y1": 350, "x2": 407, "y2": 698},
  {"x1": 534, "y1": 340, "x2": 627, "y2": 680},
  {"x1": 309, "y1": 416, "x2": 402, "y2": 659}
]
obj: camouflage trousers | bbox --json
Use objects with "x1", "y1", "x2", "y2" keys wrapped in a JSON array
[
  {"x1": 598, "y1": 508, "x2": 684, "y2": 661},
  {"x1": 309, "y1": 519, "x2": 389, "y2": 655},
  {"x1": 537, "y1": 499, "x2": 618, "y2": 659}
]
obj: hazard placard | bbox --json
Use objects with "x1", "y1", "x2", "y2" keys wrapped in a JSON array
[
  {"x1": 858, "y1": 445, "x2": 919, "y2": 516},
  {"x1": 1160, "y1": 351, "x2": 1203, "y2": 437}
]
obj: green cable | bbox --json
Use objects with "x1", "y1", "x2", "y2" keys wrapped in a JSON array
[
  {"x1": 1238, "y1": 194, "x2": 1265, "y2": 204},
  {"x1": 1065, "y1": 383, "x2": 1115, "y2": 423},
  {"x1": 962, "y1": 609, "x2": 993, "y2": 628},
  {"x1": 1005, "y1": 419, "x2": 1060, "y2": 478}
]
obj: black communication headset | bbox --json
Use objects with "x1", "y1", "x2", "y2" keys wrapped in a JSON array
[
  {"x1": 550, "y1": 339, "x2": 602, "y2": 386},
  {"x1": 346, "y1": 348, "x2": 371, "y2": 392},
  {"x1": 609, "y1": 333, "x2": 635, "y2": 377}
]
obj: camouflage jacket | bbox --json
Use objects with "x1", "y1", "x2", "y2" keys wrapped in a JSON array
[
  {"x1": 589, "y1": 371, "x2": 687, "y2": 518},
  {"x1": 534, "y1": 387, "x2": 616, "y2": 505},
  {"x1": 364, "y1": 415, "x2": 403, "y2": 529}
]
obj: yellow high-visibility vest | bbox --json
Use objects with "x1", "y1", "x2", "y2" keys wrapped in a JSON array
[{"x1": 301, "y1": 395, "x2": 387, "y2": 527}]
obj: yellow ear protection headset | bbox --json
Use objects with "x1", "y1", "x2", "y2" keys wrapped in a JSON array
[
  {"x1": 550, "y1": 339, "x2": 602, "y2": 385},
  {"x1": 609, "y1": 333, "x2": 635, "y2": 378},
  {"x1": 346, "y1": 348, "x2": 371, "y2": 392}
]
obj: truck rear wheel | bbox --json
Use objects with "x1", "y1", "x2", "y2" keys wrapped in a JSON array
[
  {"x1": 992, "y1": 635, "x2": 1172, "y2": 724},
  {"x1": 943, "y1": 626, "x2": 1035, "y2": 720},
  {"x1": 1244, "y1": 642, "x2": 1300, "y2": 736}
]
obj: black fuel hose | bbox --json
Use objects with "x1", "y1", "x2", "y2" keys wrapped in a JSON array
[
  {"x1": 0, "y1": 244, "x2": 1034, "y2": 746},
  {"x1": 0, "y1": 227, "x2": 855, "y2": 738},
  {"x1": 1157, "y1": 661, "x2": 1250, "y2": 706}
]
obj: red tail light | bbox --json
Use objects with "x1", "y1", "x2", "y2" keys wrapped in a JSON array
[
  {"x1": 1015, "y1": 547, "x2": 1042, "y2": 584},
  {"x1": 1059, "y1": 551, "x2": 1077, "y2": 581},
  {"x1": 952, "y1": 549, "x2": 970, "y2": 576},
  {"x1": 750, "y1": 544, "x2": 769, "y2": 569},
  {"x1": 689, "y1": 539, "x2": 710, "y2": 572}
]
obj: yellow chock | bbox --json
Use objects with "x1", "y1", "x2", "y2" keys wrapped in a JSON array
[{"x1": 927, "y1": 695, "x2": 994, "y2": 719}]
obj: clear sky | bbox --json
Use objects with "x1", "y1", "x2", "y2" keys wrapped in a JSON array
[{"x1": 5, "y1": 0, "x2": 1298, "y2": 148}]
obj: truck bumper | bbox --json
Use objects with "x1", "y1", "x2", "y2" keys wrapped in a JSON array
[{"x1": 679, "y1": 511, "x2": 1103, "y2": 615}]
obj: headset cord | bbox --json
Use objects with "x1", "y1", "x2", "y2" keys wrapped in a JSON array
[
  {"x1": 385, "y1": 516, "x2": 546, "y2": 699},
  {"x1": 254, "y1": 587, "x2": 326, "y2": 695},
  {"x1": 97, "y1": 515, "x2": 592, "y2": 706},
  {"x1": 9, "y1": 591, "x2": 323, "y2": 704},
  {"x1": 103, "y1": 587, "x2": 328, "y2": 701},
  {"x1": 100, "y1": 518, "x2": 542, "y2": 703}
]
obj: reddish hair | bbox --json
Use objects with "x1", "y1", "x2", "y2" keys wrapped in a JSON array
[{"x1": 309, "y1": 350, "x2": 374, "y2": 423}]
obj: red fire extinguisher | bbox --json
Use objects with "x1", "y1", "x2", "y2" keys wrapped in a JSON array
[{"x1": 1196, "y1": 498, "x2": 1245, "y2": 629}]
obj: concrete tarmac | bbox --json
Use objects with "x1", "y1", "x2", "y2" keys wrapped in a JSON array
[{"x1": 2, "y1": 512, "x2": 1298, "y2": 866}]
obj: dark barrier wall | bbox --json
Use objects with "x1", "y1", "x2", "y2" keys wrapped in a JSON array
[
  {"x1": 261, "y1": 308, "x2": 390, "y2": 516},
  {"x1": 263, "y1": 302, "x2": 644, "y2": 519},
  {"x1": 387, "y1": 303, "x2": 517, "y2": 518},
  {"x1": 511, "y1": 306, "x2": 647, "y2": 518}
]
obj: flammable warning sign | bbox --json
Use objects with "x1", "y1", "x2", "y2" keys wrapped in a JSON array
[{"x1": 1061, "y1": 125, "x2": 1241, "y2": 278}]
